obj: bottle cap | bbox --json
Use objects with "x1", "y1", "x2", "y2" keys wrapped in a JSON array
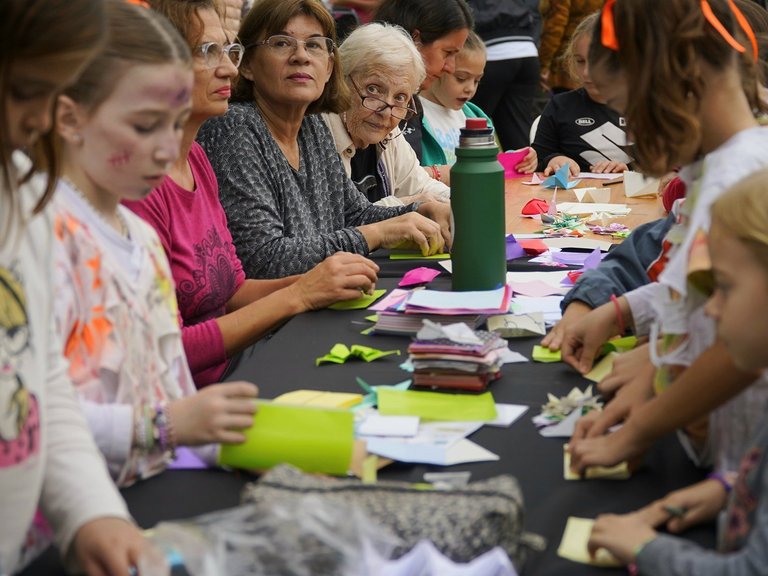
[{"x1": 459, "y1": 118, "x2": 495, "y2": 147}]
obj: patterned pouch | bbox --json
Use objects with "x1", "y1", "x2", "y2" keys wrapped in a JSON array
[{"x1": 241, "y1": 464, "x2": 545, "y2": 570}]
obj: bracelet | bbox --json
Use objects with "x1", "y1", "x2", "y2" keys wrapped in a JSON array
[
  {"x1": 153, "y1": 402, "x2": 177, "y2": 457},
  {"x1": 707, "y1": 471, "x2": 733, "y2": 493},
  {"x1": 430, "y1": 165, "x2": 441, "y2": 181},
  {"x1": 610, "y1": 294, "x2": 625, "y2": 336}
]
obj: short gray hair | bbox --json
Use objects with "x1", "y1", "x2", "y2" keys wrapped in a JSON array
[{"x1": 339, "y1": 22, "x2": 426, "y2": 91}]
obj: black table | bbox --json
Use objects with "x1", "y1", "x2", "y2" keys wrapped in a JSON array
[{"x1": 22, "y1": 276, "x2": 714, "y2": 576}]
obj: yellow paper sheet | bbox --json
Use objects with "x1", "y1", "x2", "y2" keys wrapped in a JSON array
[
  {"x1": 557, "y1": 517, "x2": 622, "y2": 567},
  {"x1": 329, "y1": 289, "x2": 386, "y2": 310},
  {"x1": 218, "y1": 401, "x2": 354, "y2": 475},
  {"x1": 389, "y1": 252, "x2": 451, "y2": 260},
  {"x1": 273, "y1": 389, "x2": 363, "y2": 409},
  {"x1": 563, "y1": 445, "x2": 630, "y2": 480},
  {"x1": 378, "y1": 388, "x2": 497, "y2": 421},
  {"x1": 583, "y1": 352, "x2": 618, "y2": 383}
]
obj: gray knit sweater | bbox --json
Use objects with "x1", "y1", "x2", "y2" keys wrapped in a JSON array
[{"x1": 198, "y1": 102, "x2": 411, "y2": 278}]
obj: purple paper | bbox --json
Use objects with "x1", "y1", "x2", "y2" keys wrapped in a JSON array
[
  {"x1": 497, "y1": 148, "x2": 530, "y2": 178},
  {"x1": 583, "y1": 247, "x2": 602, "y2": 270},
  {"x1": 168, "y1": 447, "x2": 208, "y2": 470},
  {"x1": 398, "y1": 267, "x2": 441, "y2": 287},
  {"x1": 506, "y1": 234, "x2": 526, "y2": 261},
  {"x1": 551, "y1": 252, "x2": 591, "y2": 266}
]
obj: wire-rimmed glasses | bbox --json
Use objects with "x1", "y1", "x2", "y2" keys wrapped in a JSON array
[
  {"x1": 349, "y1": 77, "x2": 416, "y2": 121},
  {"x1": 194, "y1": 42, "x2": 245, "y2": 69},
  {"x1": 249, "y1": 35, "x2": 335, "y2": 58}
]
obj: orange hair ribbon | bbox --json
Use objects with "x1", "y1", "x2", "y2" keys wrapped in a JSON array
[
  {"x1": 701, "y1": 0, "x2": 759, "y2": 61},
  {"x1": 600, "y1": 0, "x2": 619, "y2": 51}
]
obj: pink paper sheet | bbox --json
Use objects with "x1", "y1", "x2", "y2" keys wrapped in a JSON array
[{"x1": 398, "y1": 267, "x2": 441, "y2": 287}]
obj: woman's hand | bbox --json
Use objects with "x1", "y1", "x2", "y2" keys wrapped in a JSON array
[
  {"x1": 515, "y1": 148, "x2": 538, "y2": 174},
  {"x1": 589, "y1": 160, "x2": 628, "y2": 174},
  {"x1": 635, "y1": 479, "x2": 729, "y2": 534},
  {"x1": 416, "y1": 200, "x2": 452, "y2": 249},
  {"x1": 588, "y1": 513, "x2": 657, "y2": 565},
  {"x1": 544, "y1": 155, "x2": 580, "y2": 176},
  {"x1": 358, "y1": 211, "x2": 446, "y2": 255},
  {"x1": 72, "y1": 518, "x2": 147, "y2": 576},
  {"x1": 169, "y1": 381, "x2": 259, "y2": 446},
  {"x1": 291, "y1": 252, "x2": 379, "y2": 310},
  {"x1": 541, "y1": 301, "x2": 593, "y2": 351}
]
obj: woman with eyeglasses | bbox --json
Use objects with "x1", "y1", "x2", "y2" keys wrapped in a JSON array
[
  {"x1": 197, "y1": 0, "x2": 452, "y2": 279},
  {"x1": 321, "y1": 22, "x2": 450, "y2": 207},
  {"x1": 126, "y1": 0, "x2": 379, "y2": 388}
]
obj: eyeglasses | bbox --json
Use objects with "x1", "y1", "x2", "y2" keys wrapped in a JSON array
[
  {"x1": 249, "y1": 35, "x2": 335, "y2": 58},
  {"x1": 349, "y1": 77, "x2": 416, "y2": 121},
  {"x1": 194, "y1": 42, "x2": 245, "y2": 69}
]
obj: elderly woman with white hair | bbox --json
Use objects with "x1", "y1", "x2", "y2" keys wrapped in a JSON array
[{"x1": 323, "y1": 23, "x2": 450, "y2": 206}]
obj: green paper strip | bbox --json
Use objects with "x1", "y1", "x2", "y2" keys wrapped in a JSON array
[
  {"x1": 533, "y1": 345, "x2": 562, "y2": 363},
  {"x1": 350, "y1": 344, "x2": 400, "y2": 362},
  {"x1": 218, "y1": 401, "x2": 354, "y2": 475},
  {"x1": 378, "y1": 388, "x2": 497, "y2": 421},
  {"x1": 329, "y1": 288, "x2": 386, "y2": 310},
  {"x1": 601, "y1": 335, "x2": 638, "y2": 354},
  {"x1": 316, "y1": 343, "x2": 400, "y2": 366},
  {"x1": 389, "y1": 252, "x2": 451, "y2": 260}
]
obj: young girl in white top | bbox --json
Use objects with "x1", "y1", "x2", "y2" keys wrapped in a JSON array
[
  {"x1": 419, "y1": 31, "x2": 537, "y2": 184},
  {"x1": 0, "y1": 0, "x2": 146, "y2": 573},
  {"x1": 52, "y1": 0, "x2": 259, "y2": 487}
]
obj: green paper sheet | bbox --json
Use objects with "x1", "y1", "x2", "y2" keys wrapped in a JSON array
[
  {"x1": 329, "y1": 289, "x2": 386, "y2": 310},
  {"x1": 377, "y1": 388, "x2": 497, "y2": 421},
  {"x1": 532, "y1": 345, "x2": 562, "y2": 363},
  {"x1": 389, "y1": 252, "x2": 451, "y2": 260},
  {"x1": 218, "y1": 401, "x2": 354, "y2": 475}
]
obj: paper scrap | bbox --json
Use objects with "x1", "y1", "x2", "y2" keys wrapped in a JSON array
[
  {"x1": 538, "y1": 408, "x2": 582, "y2": 438},
  {"x1": 573, "y1": 187, "x2": 610, "y2": 203},
  {"x1": 488, "y1": 313, "x2": 546, "y2": 338},
  {"x1": 380, "y1": 540, "x2": 517, "y2": 575},
  {"x1": 378, "y1": 388, "x2": 498, "y2": 422},
  {"x1": 369, "y1": 288, "x2": 411, "y2": 312},
  {"x1": 168, "y1": 447, "x2": 208, "y2": 470},
  {"x1": 497, "y1": 348, "x2": 530, "y2": 364},
  {"x1": 509, "y1": 279, "x2": 568, "y2": 297},
  {"x1": 358, "y1": 413, "x2": 420, "y2": 437},
  {"x1": 486, "y1": 404, "x2": 529, "y2": 427},
  {"x1": 506, "y1": 234, "x2": 527, "y2": 260},
  {"x1": 399, "y1": 267, "x2": 441, "y2": 287},
  {"x1": 563, "y1": 445, "x2": 630, "y2": 480},
  {"x1": 557, "y1": 202, "x2": 631, "y2": 216},
  {"x1": 623, "y1": 171, "x2": 659, "y2": 198},
  {"x1": 329, "y1": 288, "x2": 386, "y2": 310},
  {"x1": 522, "y1": 172, "x2": 544, "y2": 185},
  {"x1": 218, "y1": 401, "x2": 354, "y2": 475},
  {"x1": 366, "y1": 437, "x2": 499, "y2": 466},
  {"x1": 558, "y1": 517, "x2": 623, "y2": 567},
  {"x1": 532, "y1": 345, "x2": 561, "y2": 363}
]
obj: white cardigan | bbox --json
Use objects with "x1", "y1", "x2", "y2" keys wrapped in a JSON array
[{"x1": 322, "y1": 112, "x2": 450, "y2": 207}]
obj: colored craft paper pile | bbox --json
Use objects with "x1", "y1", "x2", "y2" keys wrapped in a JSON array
[{"x1": 406, "y1": 285, "x2": 512, "y2": 316}]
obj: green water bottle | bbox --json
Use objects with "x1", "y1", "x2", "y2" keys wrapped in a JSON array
[{"x1": 450, "y1": 118, "x2": 506, "y2": 291}]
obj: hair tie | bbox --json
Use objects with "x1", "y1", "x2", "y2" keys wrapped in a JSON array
[{"x1": 600, "y1": 0, "x2": 619, "y2": 51}]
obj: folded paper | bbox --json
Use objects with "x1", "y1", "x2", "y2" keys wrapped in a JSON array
[
  {"x1": 488, "y1": 313, "x2": 546, "y2": 337},
  {"x1": 273, "y1": 389, "x2": 363, "y2": 408},
  {"x1": 557, "y1": 517, "x2": 623, "y2": 567},
  {"x1": 505, "y1": 234, "x2": 526, "y2": 260},
  {"x1": 497, "y1": 148, "x2": 530, "y2": 179},
  {"x1": 532, "y1": 345, "x2": 561, "y2": 362},
  {"x1": 218, "y1": 401, "x2": 354, "y2": 475},
  {"x1": 399, "y1": 267, "x2": 441, "y2": 287},
  {"x1": 542, "y1": 164, "x2": 580, "y2": 189},
  {"x1": 316, "y1": 343, "x2": 400, "y2": 366},
  {"x1": 623, "y1": 171, "x2": 660, "y2": 198},
  {"x1": 563, "y1": 446, "x2": 630, "y2": 480}
]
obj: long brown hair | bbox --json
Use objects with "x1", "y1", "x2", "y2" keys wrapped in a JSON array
[
  {"x1": 590, "y1": 0, "x2": 763, "y2": 176},
  {"x1": 234, "y1": 0, "x2": 351, "y2": 114},
  {"x1": 64, "y1": 1, "x2": 192, "y2": 111},
  {"x1": 0, "y1": 0, "x2": 106, "y2": 214}
]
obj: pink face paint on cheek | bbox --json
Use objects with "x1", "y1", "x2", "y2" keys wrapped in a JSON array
[
  {"x1": 108, "y1": 150, "x2": 132, "y2": 168},
  {"x1": 172, "y1": 87, "x2": 191, "y2": 106}
]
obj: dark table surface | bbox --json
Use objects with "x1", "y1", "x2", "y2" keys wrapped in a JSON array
[{"x1": 22, "y1": 275, "x2": 714, "y2": 576}]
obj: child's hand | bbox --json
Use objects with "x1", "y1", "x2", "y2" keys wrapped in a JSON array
[
  {"x1": 560, "y1": 300, "x2": 624, "y2": 374},
  {"x1": 589, "y1": 160, "x2": 628, "y2": 173},
  {"x1": 588, "y1": 513, "x2": 657, "y2": 564},
  {"x1": 541, "y1": 301, "x2": 593, "y2": 351},
  {"x1": 597, "y1": 343, "x2": 653, "y2": 397},
  {"x1": 170, "y1": 381, "x2": 259, "y2": 446},
  {"x1": 72, "y1": 517, "x2": 147, "y2": 576},
  {"x1": 515, "y1": 148, "x2": 538, "y2": 174},
  {"x1": 637, "y1": 479, "x2": 729, "y2": 533},
  {"x1": 544, "y1": 156, "x2": 580, "y2": 176}
]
